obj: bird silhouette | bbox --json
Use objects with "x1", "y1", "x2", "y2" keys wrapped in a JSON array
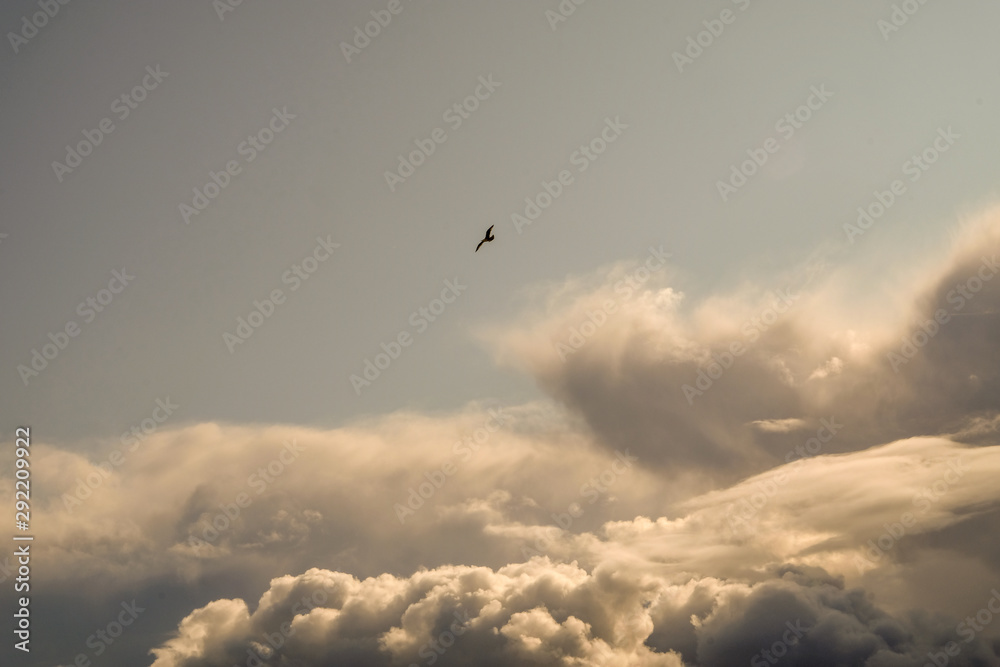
[{"x1": 475, "y1": 225, "x2": 495, "y2": 252}]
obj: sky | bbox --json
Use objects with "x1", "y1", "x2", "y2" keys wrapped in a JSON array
[{"x1": 1, "y1": 1, "x2": 1000, "y2": 665}]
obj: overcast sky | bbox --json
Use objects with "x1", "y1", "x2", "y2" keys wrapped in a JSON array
[{"x1": 2, "y1": 1, "x2": 1000, "y2": 666}]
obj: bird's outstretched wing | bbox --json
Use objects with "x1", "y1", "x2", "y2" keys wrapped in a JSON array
[{"x1": 476, "y1": 225, "x2": 495, "y2": 252}]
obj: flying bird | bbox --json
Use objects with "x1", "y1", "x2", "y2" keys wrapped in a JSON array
[{"x1": 475, "y1": 225, "x2": 495, "y2": 252}]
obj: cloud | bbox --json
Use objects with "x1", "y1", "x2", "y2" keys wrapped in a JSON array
[
  {"x1": 147, "y1": 554, "x2": 1000, "y2": 666},
  {"x1": 16, "y1": 417, "x2": 999, "y2": 665},
  {"x1": 9, "y1": 207, "x2": 1000, "y2": 665},
  {"x1": 481, "y1": 206, "x2": 1000, "y2": 488},
  {"x1": 148, "y1": 560, "x2": 687, "y2": 667},
  {"x1": 750, "y1": 418, "x2": 809, "y2": 433},
  {"x1": 10, "y1": 403, "x2": 678, "y2": 602}
]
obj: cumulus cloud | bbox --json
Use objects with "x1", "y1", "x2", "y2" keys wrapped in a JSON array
[
  {"x1": 147, "y1": 561, "x2": 685, "y2": 667},
  {"x1": 147, "y1": 556, "x2": 1000, "y2": 666}
]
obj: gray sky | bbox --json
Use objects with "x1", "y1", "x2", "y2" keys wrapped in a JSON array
[
  {"x1": 2, "y1": 1, "x2": 998, "y2": 442},
  {"x1": 3, "y1": 2, "x2": 1000, "y2": 666}
]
